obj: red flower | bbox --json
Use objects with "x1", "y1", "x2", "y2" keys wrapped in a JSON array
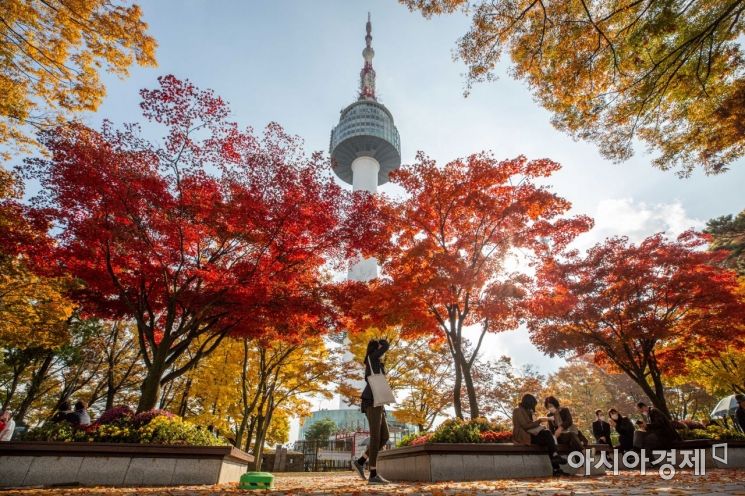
[
  {"x1": 411, "y1": 434, "x2": 432, "y2": 446},
  {"x1": 479, "y1": 431, "x2": 512, "y2": 443}
]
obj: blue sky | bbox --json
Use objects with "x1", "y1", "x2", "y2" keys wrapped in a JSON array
[{"x1": 75, "y1": 1, "x2": 743, "y2": 414}]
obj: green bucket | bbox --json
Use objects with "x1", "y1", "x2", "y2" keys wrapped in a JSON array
[{"x1": 239, "y1": 471, "x2": 275, "y2": 490}]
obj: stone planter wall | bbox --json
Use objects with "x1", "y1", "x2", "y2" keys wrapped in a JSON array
[
  {"x1": 710, "y1": 441, "x2": 745, "y2": 469},
  {"x1": 377, "y1": 443, "x2": 609, "y2": 482},
  {"x1": 0, "y1": 442, "x2": 253, "y2": 488},
  {"x1": 377, "y1": 440, "x2": 745, "y2": 482}
]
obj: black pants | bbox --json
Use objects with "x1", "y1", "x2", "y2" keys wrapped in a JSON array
[
  {"x1": 364, "y1": 406, "x2": 389, "y2": 467},
  {"x1": 642, "y1": 432, "x2": 676, "y2": 451},
  {"x1": 618, "y1": 432, "x2": 634, "y2": 452},
  {"x1": 531, "y1": 430, "x2": 560, "y2": 469},
  {"x1": 557, "y1": 431, "x2": 584, "y2": 453}
]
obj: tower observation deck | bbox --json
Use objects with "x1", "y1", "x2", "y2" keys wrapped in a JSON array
[{"x1": 329, "y1": 13, "x2": 401, "y2": 281}]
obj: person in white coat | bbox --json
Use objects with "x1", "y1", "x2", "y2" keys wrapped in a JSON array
[{"x1": 0, "y1": 411, "x2": 15, "y2": 441}]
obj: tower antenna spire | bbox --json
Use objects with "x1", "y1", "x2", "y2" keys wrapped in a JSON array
[{"x1": 360, "y1": 13, "x2": 376, "y2": 101}]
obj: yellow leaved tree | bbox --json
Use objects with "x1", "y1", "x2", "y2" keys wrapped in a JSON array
[
  {"x1": 0, "y1": 0, "x2": 157, "y2": 158},
  {"x1": 166, "y1": 335, "x2": 339, "y2": 470},
  {"x1": 0, "y1": 259, "x2": 73, "y2": 349},
  {"x1": 402, "y1": 0, "x2": 745, "y2": 176}
]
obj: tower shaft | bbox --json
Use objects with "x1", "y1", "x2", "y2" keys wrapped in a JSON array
[{"x1": 349, "y1": 156, "x2": 381, "y2": 281}]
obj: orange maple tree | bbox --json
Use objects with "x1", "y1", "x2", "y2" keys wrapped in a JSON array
[
  {"x1": 351, "y1": 152, "x2": 591, "y2": 418},
  {"x1": 24, "y1": 75, "x2": 385, "y2": 411},
  {"x1": 528, "y1": 232, "x2": 745, "y2": 416}
]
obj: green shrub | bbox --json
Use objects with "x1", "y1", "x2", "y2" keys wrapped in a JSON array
[
  {"x1": 430, "y1": 418, "x2": 482, "y2": 443},
  {"x1": 23, "y1": 421, "x2": 77, "y2": 442},
  {"x1": 137, "y1": 415, "x2": 225, "y2": 446}
]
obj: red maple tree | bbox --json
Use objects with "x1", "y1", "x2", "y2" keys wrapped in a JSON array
[
  {"x1": 528, "y1": 231, "x2": 745, "y2": 416},
  {"x1": 25, "y1": 75, "x2": 385, "y2": 411},
  {"x1": 351, "y1": 152, "x2": 592, "y2": 419}
]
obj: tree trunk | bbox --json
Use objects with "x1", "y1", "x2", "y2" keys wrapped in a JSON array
[
  {"x1": 236, "y1": 411, "x2": 249, "y2": 449},
  {"x1": 252, "y1": 397, "x2": 275, "y2": 471},
  {"x1": 137, "y1": 362, "x2": 165, "y2": 412},
  {"x1": 451, "y1": 353, "x2": 463, "y2": 418},
  {"x1": 252, "y1": 414, "x2": 266, "y2": 470},
  {"x1": 446, "y1": 332, "x2": 464, "y2": 419},
  {"x1": 105, "y1": 347, "x2": 118, "y2": 410},
  {"x1": 177, "y1": 377, "x2": 192, "y2": 417},
  {"x1": 14, "y1": 352, "x2": 54, "y2": 424},
  {"x1": 2, "y1": 350, "x2": 32, "y2": 411},
  {"x1": 628, "y1": 370, "x2": 670, "y2": 418},
  {"x1": 105, "y1": 383, "x2": 117, "y2": 410},
  {"x1": 648, "y1": 360, "x2": 671, "y2": 418},
  {"x1": 607, "y1": 346, "x2": 671, "y2": 418},
  {"x1": 460, "y1": 358, "x2": 480, "y2": 419},
  {"x1": 244, "y1": 415, "x2": 257, "y2": 452},
  {"x1": 1, "y1": 366, "x2": 23, "y2": 411}
]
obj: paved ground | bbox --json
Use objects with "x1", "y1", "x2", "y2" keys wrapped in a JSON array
[{"x1": 4, "y1": 470, "x2": 745, "y2": 495}]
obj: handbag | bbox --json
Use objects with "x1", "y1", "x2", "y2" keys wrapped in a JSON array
[{"x1": 367, "y1": 355, "x2": 395, "y2": 407}]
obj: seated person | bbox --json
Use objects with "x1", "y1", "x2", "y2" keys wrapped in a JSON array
[
  {"x1": 69, "y1": 400, "x2": 91, "y2": 427},
  {"x1": 544, "y1": 395, "x2": 586, "y2": 453},
  {"x1": 636, "y1": 402, "x2": 681, "y2": 450},
  {"x1": 736, "y1": 394, "x2": 745, "y2": 433},
  {"x1": 513, "y1": 393, "x2": 568, "y2": 477},
  {"x1": 592, "y1": 409, "x2": 612, "y2": 446},
  {"x1": 51, "y1": 400, "x2": 73, "y2": 423}
]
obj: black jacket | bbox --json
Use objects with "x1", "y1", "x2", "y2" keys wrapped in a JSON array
[
  {"x1": 614, "y1": 415, "x2": 635, "y2": 450},
  {"x1": 51, "y1": 411, "x2": 71, "y2": 423},
  {"x1": 736, "y1": 406, "x2": 745, "y2": 433},
  {"x1": 646, "y1": 407, "x2": 682, "y2": 444},
  {"x1": 592, "y1": 419, "x2": 612, "y2": 443},
  {"x1": 548, "y1": 407, "x2": 574, "y2": 433},
  {"x1": 360, "y1": 339, "x2": 389, "y2": 412}
]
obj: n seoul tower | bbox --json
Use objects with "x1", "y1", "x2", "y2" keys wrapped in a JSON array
[{"x1": 330, "y1": 13, "x2": 401, "y2": 282}]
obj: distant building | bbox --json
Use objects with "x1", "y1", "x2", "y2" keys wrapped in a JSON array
[
  {"x1": 298, "y1": 408, "x2": 416, "y2": 445},
  {"x1": 296, "y1": 408, "x2": 416, "y2": 470}
]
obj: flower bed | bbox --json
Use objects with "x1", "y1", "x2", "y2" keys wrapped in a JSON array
[
  {"x1": 23, "y1": 406, "x2": 227, "y2": 446},
  {"x1": 398, "y1": 418, "x2": 512, "y2": 448},
  {"x1": 678, "y1": 424, "x2": 745, "y2": 442}
]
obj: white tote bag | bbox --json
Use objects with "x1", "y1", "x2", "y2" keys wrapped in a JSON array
[{"x1": 367, "y1": 356, "x2": 395, "y2": 407}]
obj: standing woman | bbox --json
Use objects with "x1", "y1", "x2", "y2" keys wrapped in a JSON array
[{"x1": 353, "y1": 339, "x2": 390, "y2": 485}]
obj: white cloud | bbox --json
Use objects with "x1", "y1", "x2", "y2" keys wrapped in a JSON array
[
  {"x1": 575, "y1": 198, "x2": 704, "y2": 250},
  {"x1": 475, "y1": 327, "x2": 565, "y2": 375}
]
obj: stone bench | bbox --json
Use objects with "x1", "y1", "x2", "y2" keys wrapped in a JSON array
[
  {"x1": 377, "y1": 443, "x2": 611, "y2": 482},
  {"x1": 0, "y1": 441, "x2": 253, "y2": 488}
]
